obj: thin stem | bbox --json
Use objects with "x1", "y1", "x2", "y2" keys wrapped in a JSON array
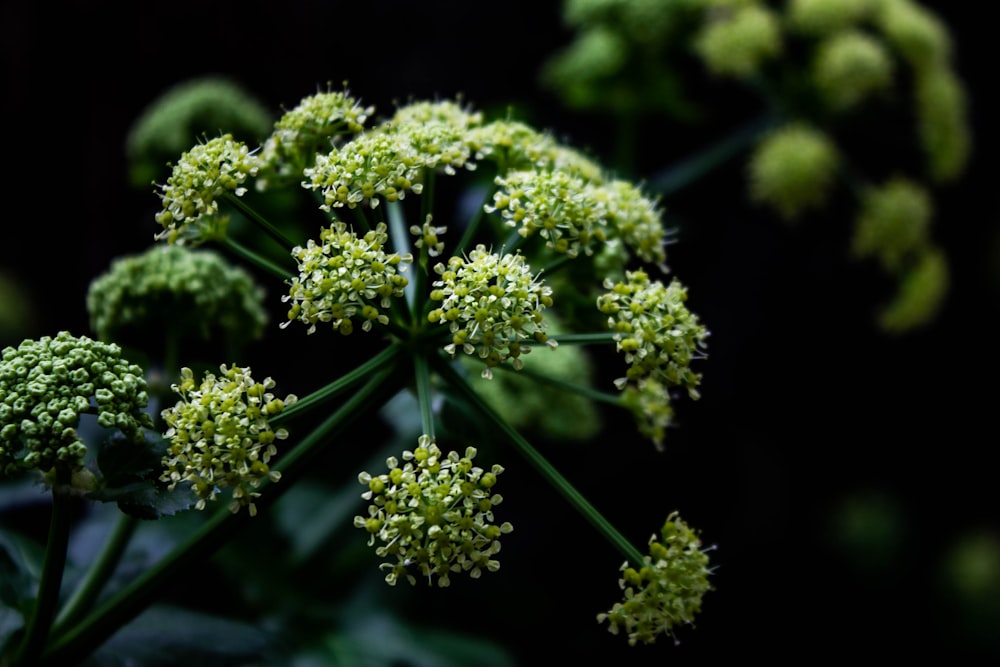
[
  {"x1": 385, "y1": 201, "x2": 416, "y2": 324},
  {"x1": 40, "y1": 364, "x2": 399, "y2": 667},
  {"x1": 647, "y1": 113, "x2": 777, "y2": 196},
  {"x1": 491, "y1": 362, "x2": 622, "y2": 406},
  {"x1": 454, "y1": 179, "x2": 493, "y2": 258},
  {"x1": 10, "y1": 489, "x2": 73, "y2": 667},
  {"x1": 549, "y1": 332, "x2": 617, "y2": 345},
  {"x1": 271, "y1": 342, "x2": 401, "y2": 423},
  {"x1": 53, "y1": 513, "x2": 138, "y2": 632},
  {"x1": 221, "y1": 237, "x2": 293, "y2": 282},
  {"x1": 538, "y1": 253, "x2": 575, "y2": 277},
  {"x1": 221, "y1": 192, "x2": 297, "y2": 251},
  {"x1": 433, "y1": 356, "x2": 645, "y2": 566},
  {"x1": 413, "y1": 353, "x2": 435, "y2": 438},
  {"x1": 500, "y1": 227, "x2": 526, "y2": 254}
]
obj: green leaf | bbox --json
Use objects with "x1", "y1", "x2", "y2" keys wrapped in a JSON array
[
  {"x1": 0, "y1": 529, "x2": 44, "y2": 658},
  {"x1": 317, "y1": 610, "x2": 517, "y2": 667},
  {"x1": 79, "y1": 604, "x2": 280, "y2": 667},
  {"x1": 94, "y1": 432, "x2": 167, "y2": 488},
  {"x1": 85, "y1": 432, "x2": 198, "y2": 519}
]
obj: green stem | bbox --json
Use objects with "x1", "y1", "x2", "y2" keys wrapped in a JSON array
[
  {"x1": 433, "y1": 356, "x2": 645, "y2": 566},
  {"x1": 413, "y1": 354, "x2": 435, "y2": 438},
  {"x1": 491, "y1": 362, "x2": 622, "y2": 406},
  {"x1": 454, "y1": 177, "x2": 493, "y2": 257},
  {"x1": 549, "y1": 332, "x2": 617, "y2": 345},
  {"x1": 52, "y1": 513, "x2": 138, "y2": 632},
  {"x1": 10, "y1": 489, "x2": 73, "y2": 667},
  {"x1": 385, "y1": 201, "x2": 418, "y2": 324},
  {"x1": 271, "y1": 342, "x2": 401, "y2": 423},
  {"x1": 648, "y1": 113, "x2": 777, "y2": 196},
  {"x1": 538, "y1": 253, "x2": 575, "y2": 277},
  {"x1": 222, "y1": 192, "x2": 297, "y2": 251},
  {"x1": 221, "y1": 237, "x2": 293, "y2": 282},
  {"x1": 40, "y1": 365, "x2": 400, "y2": 667},
  {"x1": 500, "y1": 227, "x2": 526, "y2": 254}
]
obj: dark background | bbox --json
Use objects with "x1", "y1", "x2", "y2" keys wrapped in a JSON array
[{"x1": 2, "y1": 1, "x2": 997, "y2": 664}]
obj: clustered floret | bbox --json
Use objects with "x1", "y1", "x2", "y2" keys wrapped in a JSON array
[
  {"x1": 385, "y1": 99, "x2": 483, "y2": 175},
  {"x1": 304, "y1": 130, "x2": 426, "y2": 210},
  {"x1": 620, "y1": 377, "x2": 675, "y2": 452},
  {"x1": 354, "y1": 435, "x2": 513, "y2": 587},
  {"x1": 410, "y1": 215, "x2": 447, "y2": 257},
  {"x1": 159, "y1": 364, "x2": 297, "y2": 516},
  {"x1": 597, "y1": 512, "x2": 714, "y2": 646},
  {"x1": 86, "y1": 244, "x2": 268, "y2": 346},
  {"x1": 256, "y1": 86, "x2": 374, "y2": 190},
  {"x1": 487, "y1": 169, "x2": 668, "y2": 266},
  {"x1": 488, "y1": 169, "x2": 610, "y2": 259},
  {"x1": 467, "y1": 119, "x2": 606, "y2": 183},
  {"x1": 0, "y1": 332, "x2": 152, "y2": 480},
  {"x1": 428, "y1": 245, "x2": 556, "y2": 379},
  {"x1": 597, "y1": 269, "x2": 708, "y2": 397},
  {"x1": 154, "y1": 133, "x2": 261, "y2": 245},
  {"x1": 282, "y1": 221, "x2": 412, "y2": 335}
]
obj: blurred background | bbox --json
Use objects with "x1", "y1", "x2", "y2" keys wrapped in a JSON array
[{"x1": 2, "y1": 1, "x2": 997, "y2": 663}]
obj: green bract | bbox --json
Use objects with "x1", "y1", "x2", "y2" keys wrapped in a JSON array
[{"x1": 0, "y1": 332, "x2": 152, "y2": 480}]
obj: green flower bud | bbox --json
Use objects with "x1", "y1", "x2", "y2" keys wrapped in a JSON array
[
  {"x1": 787, "y1": 0, "x2": 872, "y2": 36},
  {"x1": 813, "y1": 30, "x2": 895, "y2": 111},
  {"x1": 851, "y1": 176, "x2": 932, "y2": 272},
  {"x1": 748, "y1": 123, "x2": 839, "y2": 221},
  {"x1": 914, "y1": 65, "x2": 970, "y2": 183},
  {"x1": 0, "y1": 332, "x2": 152, "y2": 481},
  {"x1": 877, "y1": 245, "x2": 948, "y2": 334},
  {"x1": 86, "y1": 244, "x2": 268, "y2": 350},
  {"x1": 694, "y1": 4, "x2": 782, "y2": 80}
]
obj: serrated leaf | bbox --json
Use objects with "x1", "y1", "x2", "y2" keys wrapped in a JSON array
[
  {"x1": 84, "y1": 431, "x2": 197, "y2": 519},
  {"x1": 89, "y1": 480, "x2": 198, "y2": 520},
  {"x1": 94, "y1": 432, "x2": 167, "y2": 488}
]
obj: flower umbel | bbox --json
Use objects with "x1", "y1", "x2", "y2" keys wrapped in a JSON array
[
  {"x1": 354, "y1": 435, "x2": 513, "y2": 587},
  {"x1": 0, "y1": 332, "x2": 152, "y2": 481},
  {"x1": 283, "y1": 221, "x2": 412, "y2": 335},
  {"x1": 160, "y1": 364, "x2": 297, "y2": 516},
  {"x1": 86, "y1": 244, "x2": 268, "y2": 348},
  {"x1": 256, "y1": 85, "x2": 374, "y2": 190},
  {"x1": 597, "y1": 269, "x2": 708, "y2": 397},
  {"x1": 597, "y1": 511, "x2": 714, "y2": 646},
  {"x1": 154, "y1": 133, "x2": 260, "y2": 245},
  {"x1": 428, "y1": 245, "x2": 556, "y2": 379}
]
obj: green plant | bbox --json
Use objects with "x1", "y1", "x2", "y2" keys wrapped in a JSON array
[{"x1": 0, "y1": 82, "x2": 714, "y2": 665}]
